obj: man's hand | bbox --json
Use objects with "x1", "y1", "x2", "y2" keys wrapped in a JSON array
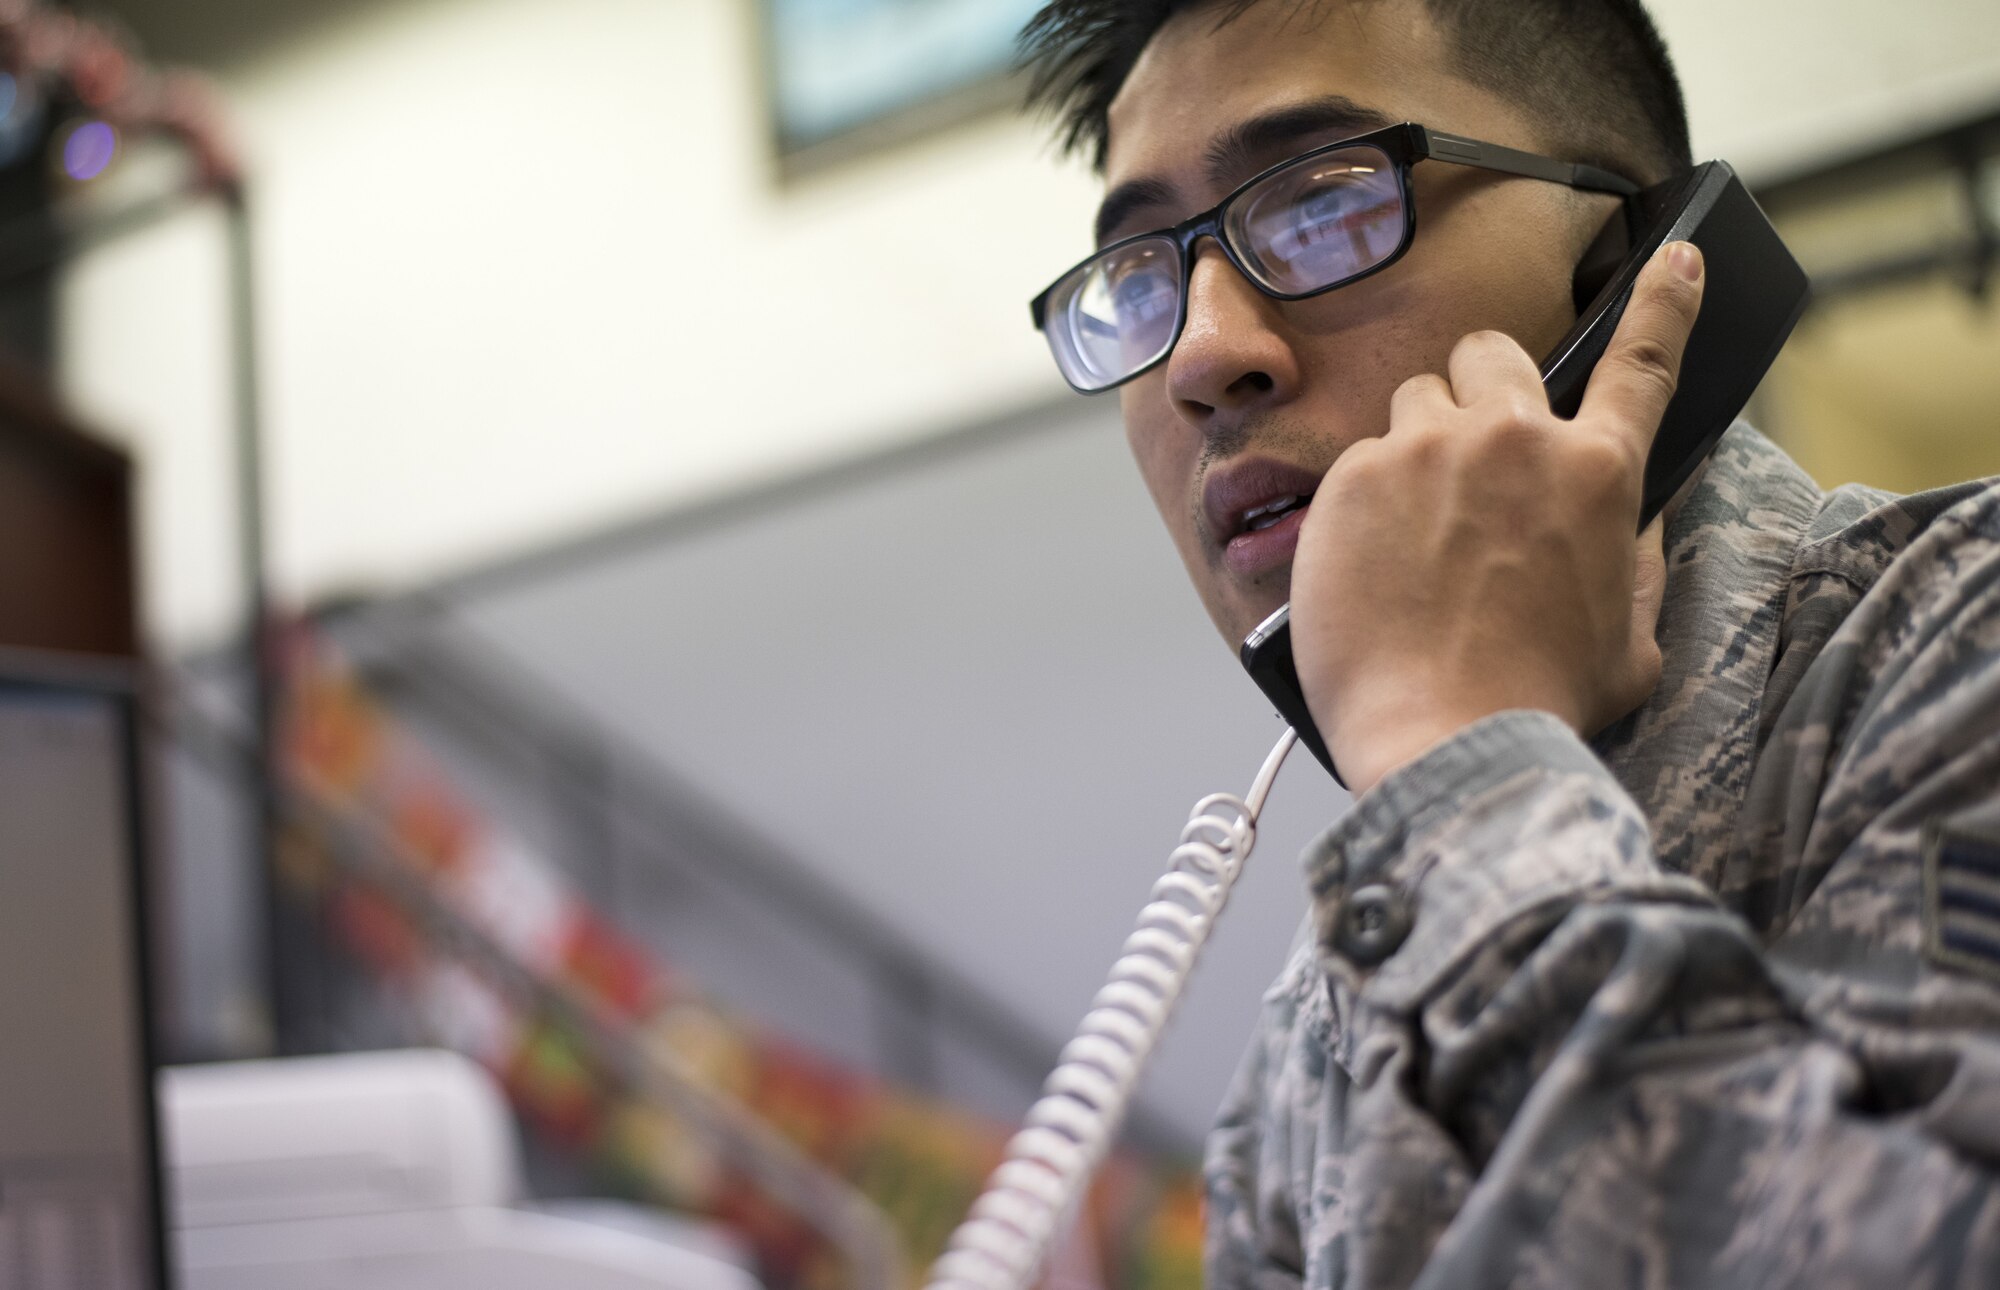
[{"x1": 1291, "y1": 241, "x2": 1706, "y2": 796}]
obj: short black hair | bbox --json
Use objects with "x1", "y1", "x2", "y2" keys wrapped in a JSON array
[{"x1": 1019, "y1": 0, "x2": 1692, "y2": 184}]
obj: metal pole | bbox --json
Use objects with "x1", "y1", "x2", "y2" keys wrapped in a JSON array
[{"x1": 222, "y1": 182, "x2": 298, "y2": 1055}]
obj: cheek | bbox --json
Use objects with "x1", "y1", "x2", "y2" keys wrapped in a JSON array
[
  {"x1": 1120, "y1": 383, "x2": 1198, "y2": 529},
  {"x1": 1291, "y1": 239, "x2": 1577, "y2": 411},
  {"x1": 1449, "y1": 238, "x2": 1582, "y2": 355},
  {"x1": 1410, "y1": 193, "x2": 1587, "y2": 355},
  {"x1": 1285, "y1": 292, "x2": 1445, "y2": 431}
]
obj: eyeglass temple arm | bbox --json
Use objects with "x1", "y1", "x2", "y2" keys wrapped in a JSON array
[{"x1": 1418, "y1": 128, "x2": 1640, "y2": 197}]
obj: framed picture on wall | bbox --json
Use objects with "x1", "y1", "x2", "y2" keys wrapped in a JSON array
[{"x1": 761, "y1": 0, "x2": 1046, "y2": 177}]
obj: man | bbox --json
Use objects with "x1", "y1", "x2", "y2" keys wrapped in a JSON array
[{"x1": 1016, "y1": 1, "x2": 2000, "y2": 1286}]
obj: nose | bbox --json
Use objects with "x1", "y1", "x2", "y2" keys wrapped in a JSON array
[{"x1": 1164, "y1": 239, "x2": 1301, "y2": 429}]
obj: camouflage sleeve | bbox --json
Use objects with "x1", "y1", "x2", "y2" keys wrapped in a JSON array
[{"x1": 1252, "y1": 485, "x2": 2000, "y2": 1290}]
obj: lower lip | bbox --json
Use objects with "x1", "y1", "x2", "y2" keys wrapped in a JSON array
[{"x1": 1223, "y1": 503, "x2": 1311, "y2": 577}]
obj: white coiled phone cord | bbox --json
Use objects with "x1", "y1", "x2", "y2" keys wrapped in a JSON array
[{"x1": 924, "y1": 729, "x2": 1299, "y2": 1290}]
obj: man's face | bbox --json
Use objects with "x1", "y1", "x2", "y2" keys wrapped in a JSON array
[{"x1": 1102, "y1": 0, "x2": 1620, "y2": 644}]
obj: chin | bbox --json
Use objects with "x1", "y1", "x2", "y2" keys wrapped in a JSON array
[{"x1": 1211, "y1": 593, "x2": 1280, "y2": 653}]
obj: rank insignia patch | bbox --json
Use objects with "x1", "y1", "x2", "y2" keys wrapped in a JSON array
[{"x1": 1923, "y1": 818, "x2": 2000, "y2": 984}]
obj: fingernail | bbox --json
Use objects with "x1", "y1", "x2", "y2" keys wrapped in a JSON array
[{"x1": 1665, "y1": 241, "x2": 1703, "y2": 282}]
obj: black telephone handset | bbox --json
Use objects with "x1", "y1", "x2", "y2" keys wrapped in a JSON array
[{"x1": 1240, "y1": 161, "x2": 1810, "y2": 784}]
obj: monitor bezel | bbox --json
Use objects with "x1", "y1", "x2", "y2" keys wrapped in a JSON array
[{"x1": 0, "y1": 643, "x2": 174, "y2": 1290}]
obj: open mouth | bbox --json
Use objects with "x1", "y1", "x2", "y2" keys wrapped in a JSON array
[
  {"x1": 1202, "y1": 457, "x2": 1329, "y2": 577},
  {"x1": 1220, "y1": 490, "x2": 1315, "y2": 578},
  {"x1": 1239, "y1": 492, "x2": 1312, "y2": 534}
]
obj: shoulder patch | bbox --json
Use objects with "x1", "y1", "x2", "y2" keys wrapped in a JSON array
[{"x1": 1923, "y1": 818, "x2": 2000, "y2": 984}]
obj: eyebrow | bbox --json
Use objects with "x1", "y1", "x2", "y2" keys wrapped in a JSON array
[{"x1": 1094, "y1": 95, "x2": 1397, "y2": 246}]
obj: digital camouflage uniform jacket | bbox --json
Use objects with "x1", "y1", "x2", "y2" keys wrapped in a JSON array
[{"x1": 1206, "y1": 423, "x2": 2000, "y2": 1289}]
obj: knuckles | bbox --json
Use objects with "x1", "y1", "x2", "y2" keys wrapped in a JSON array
[
  {"x1": 1370, "y1": 332, "x2": 1650, "y2": 506},
  {"x1": 1608, "y1": 332, "x2": 1683, "y2": 405},
  {"x1": 1485, "y1": 394, "x2": 1551, "y2": 442},
  {"x1": 1452, "y1": 329, "x2": 1524, "y2": 362},
  {"x1": 1457, "y1": 393, "x2": 1553, "y2": 465},
  {"x1": 1322, "y1": 436, "x2": 1386, "y2": 495},
  {"x1": 1564, "y1": 432, "x2": 1642, "y2": 498},
  {"x1": 1392, "y1": 371, "x2": 1451, "y2": 410}
]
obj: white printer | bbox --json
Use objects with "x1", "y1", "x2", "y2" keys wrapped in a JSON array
[{"x1": 162, "y1": 1048, "x2": 762, "y2": 1290}]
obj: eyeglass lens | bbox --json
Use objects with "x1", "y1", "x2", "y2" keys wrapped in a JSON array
[{"x1": 1046, "y1": 144, "x2": 1406, "y2": 391}]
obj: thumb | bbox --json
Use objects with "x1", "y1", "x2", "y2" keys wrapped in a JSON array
[{"x1": 1579, "y1": 241, "x2": 1705, "y2": 455}]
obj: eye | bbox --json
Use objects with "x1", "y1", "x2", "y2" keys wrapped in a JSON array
[
  {"x1": 1224, "y1": 145, "x2": 1404, "y2": 294},
  {"x1": 1112, "y1": 266, "x2": 1176, "y2": 324},
  {"x1": 1288, "y1": 167, "x2": 1380, "y2": 247},
  {"x1": 1060, "y1": 235, "x2": 1182, "y2": 379}
]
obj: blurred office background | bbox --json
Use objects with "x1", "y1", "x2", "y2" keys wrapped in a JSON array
[{"x1": 2, "y1": 0, "x2": 1997, "y2": 1286}]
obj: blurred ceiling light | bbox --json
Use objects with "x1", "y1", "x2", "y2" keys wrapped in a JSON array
[{"x1": 59, "y1": 118, "x2": 115, "y2": 181}]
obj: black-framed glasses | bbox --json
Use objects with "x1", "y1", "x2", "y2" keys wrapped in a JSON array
[{"x1": 1030, "y1": 122, "x2": 1639, "y2": 393}]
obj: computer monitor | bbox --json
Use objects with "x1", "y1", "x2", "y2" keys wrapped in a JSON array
[{"x1": 0, "y1": 649, "x2": 170, "y2": 1290}]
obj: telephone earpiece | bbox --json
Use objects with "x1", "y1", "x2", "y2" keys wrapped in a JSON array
[
  {"x1": 1244, "y1": 161, "x2": 1811, "y2": 783},
  {"x1": 1571, "y1": 202, "x2": 1635, "y2": 317}
]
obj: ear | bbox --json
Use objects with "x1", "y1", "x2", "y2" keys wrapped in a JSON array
[{"x1": 1571, "y1": 201, "x2": 1635, "y2": 315}]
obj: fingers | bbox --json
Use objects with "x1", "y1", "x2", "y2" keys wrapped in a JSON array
[
  {"x1": 1627, "y1": 512, "x2": 1670, "y2": 691},
  {"x1": 1390, "y1": 371, "x2": 1452, "y2": 424},
  {"x1": 1579, "y1": 241, "x2": 1706, "y2": 455},
  {"x1": 1445, "y1": 330, "x2": 1542, "y2": 409},
  {"x1": 1637, "y1": 510, "x2": 1666, "y2": 552}
]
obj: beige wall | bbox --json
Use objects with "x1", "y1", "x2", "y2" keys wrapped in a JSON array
[
  {"x1": 53, "y1": 0, "x2": 2000, "y2": 643},
  {"x1": 1763, "y1": 279, "x2": 2000, "y2": 495}
]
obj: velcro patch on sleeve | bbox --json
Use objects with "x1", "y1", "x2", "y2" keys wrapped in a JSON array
[{"x1": 1923, "y1": 818, "x2": 2000, "y2": 984}]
